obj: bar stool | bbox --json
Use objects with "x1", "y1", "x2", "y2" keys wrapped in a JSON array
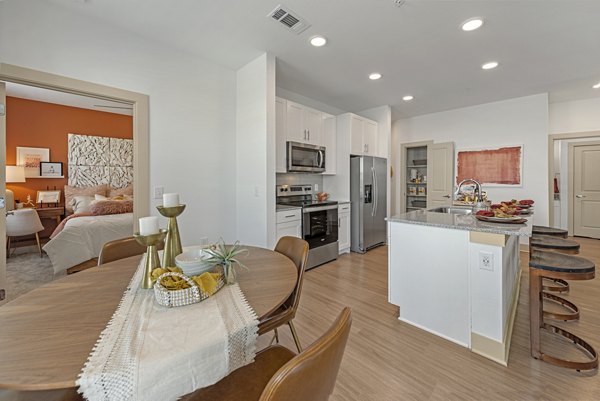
[
  {"x1": 531, "y1": 235, "x2": 580, "y2": 294},
  {"x1": 532, "y1": 225, "x2": 568, "y2": 239},
  {"x1": 529, "y1": 250, "x2": 597, "y2": 371}
]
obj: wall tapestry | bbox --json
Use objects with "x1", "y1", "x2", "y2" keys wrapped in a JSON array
[
  {"x1": 456, "y1": 145, "x2": 523, "y2": 187},
  {"x1": 68, "y1": 133, "x2": 133, "y2": 188}
]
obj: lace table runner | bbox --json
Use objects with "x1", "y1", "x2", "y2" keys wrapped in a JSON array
[{"x1": 76, "y1": 256, "x2": 258, "y2": 401}]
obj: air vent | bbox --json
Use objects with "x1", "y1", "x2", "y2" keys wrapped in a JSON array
[{"x1": 267, "y1": 4, "x2": 311, "y2": 34}]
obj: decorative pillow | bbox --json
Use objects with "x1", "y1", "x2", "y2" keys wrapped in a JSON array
[
  {"x1": 64, "y1": 184, "x2": 109, "y2": 213},
  {"x1": 90, "y1": 199, "x2": 133, "y2": 215},
  {"x1": 109, "y1": 184, "x2": 133, "y2": 198},
  {"x1": 95, "y1": 194, "x2": 108, "y2": 201},
  {"x1": 71, "y1": 195, "x2": 96, "y2": 214}
]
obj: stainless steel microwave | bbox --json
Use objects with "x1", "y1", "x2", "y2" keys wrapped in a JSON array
[{"x1": 287, "y1": 141, "x2": 326, "y2": 173}]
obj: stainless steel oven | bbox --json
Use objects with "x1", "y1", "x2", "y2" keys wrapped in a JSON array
[
  {"x1": 287, "y1": 141, "x2": 326, "y2": 173},
  {"x1": 302, "y1": 204, "x2": 338, "y2": 269}
]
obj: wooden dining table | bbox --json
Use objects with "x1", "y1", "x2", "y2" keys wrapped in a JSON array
[{"x1": 0, "y1": 246, "x2": 297, "y2": 395}]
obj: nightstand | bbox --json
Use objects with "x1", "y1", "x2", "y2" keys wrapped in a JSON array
[{"x1": 35, "y1": 206, "x2": 65, "y2": 225}]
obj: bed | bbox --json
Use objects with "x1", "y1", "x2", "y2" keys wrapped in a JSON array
[{"x1": 43, "y1": 213, "x2": 133, "y2": 274}]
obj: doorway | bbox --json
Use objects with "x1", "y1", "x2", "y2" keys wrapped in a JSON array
[
  {"x1": 570, "y1": 142, "x2": 600, "y2": 238},
  {"x1": 0, "y1": 63, "x2": 150, "y2": 303}
]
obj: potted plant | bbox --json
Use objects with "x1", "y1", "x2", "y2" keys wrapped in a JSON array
[{"x1": 204, "y1": 239, "x2": 248, "y2": 285}]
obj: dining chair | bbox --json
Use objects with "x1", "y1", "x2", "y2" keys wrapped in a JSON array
[
  {"x1": 6, "y1": 208, "x2": 45, "y2": 257},
  {"x1": 259, "y1": 236, "x2": 309, "y2": 353},
  {"x1": 182, "y1": 307, "x2": 352, "y2": 401},
  {"x1": 98, "y1": 236, "x2": 164, "y2": 265}
]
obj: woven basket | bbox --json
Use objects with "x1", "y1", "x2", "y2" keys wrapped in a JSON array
[{"x1": 153, "y1": 271, "x2": 224, "y2": 308}]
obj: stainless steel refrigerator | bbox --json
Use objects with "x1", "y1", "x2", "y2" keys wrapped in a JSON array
[{"x1": 350, "y1": 156, "x2": 387, "y2": 253}]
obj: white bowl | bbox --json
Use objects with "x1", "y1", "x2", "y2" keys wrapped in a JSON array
[{"x1": 175, "y1": 248, "x2": 215, "y2": 276}]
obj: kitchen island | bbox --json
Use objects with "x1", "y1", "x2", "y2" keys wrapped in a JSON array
[{"x1": 387, "y1": 208, "x2": 532, "y2": 365}]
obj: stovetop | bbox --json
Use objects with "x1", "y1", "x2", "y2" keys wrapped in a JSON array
[{"x1": 278, "y1": 199, "x2": 338, "y2": 208}]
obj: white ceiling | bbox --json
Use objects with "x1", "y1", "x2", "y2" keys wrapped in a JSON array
[
  {"x1": 46, "y1": 0, "x2": 600, "y2": 118},
  {"x1": 6, "y1": 82, "x2": 133, "y2": 116}
]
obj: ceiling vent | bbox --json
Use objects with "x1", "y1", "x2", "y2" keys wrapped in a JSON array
[{"x1": 267, "y1": 5, "x2": 311, "y2": 34}]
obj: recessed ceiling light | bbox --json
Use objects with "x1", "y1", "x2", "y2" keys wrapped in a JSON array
[
  {"x1": 481, "y1": 61, "x2": 499, "y2": 70},
  {"x1": 369, "y1": 73, "x2": 382, "y2": 80},
  {"x1": 403, "y1": 95, "x2": 414, "y2": 101},
  {"x1": 593, "y1": 82, "x2": 600, "y2": 89},
  {"x1": 462, "y1": 18, "x2": 484, "y2": 31},
  {"x1": 310, "y1": 36, "x2": 327, "y2": 47}
]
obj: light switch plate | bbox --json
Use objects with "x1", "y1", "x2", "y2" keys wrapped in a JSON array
[{"x1": 153, "y1": 186, "x2": 164, "y2": 199}]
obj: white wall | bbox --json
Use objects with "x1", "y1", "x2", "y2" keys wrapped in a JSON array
[
  {"x1": 549, "y1": 97, "x2": 600, "y2": 134},
  {"x1": 0, "y1": 0, "x2": 238, "y2": 244},
  {"x1": 236, "y1": 54, "x2": 277, "y2": 248},
  {"x1": 393, "y1": 94, "x2": 550, "y2": 225}
]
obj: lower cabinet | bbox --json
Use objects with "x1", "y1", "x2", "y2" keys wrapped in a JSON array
[
  {"x1": 338, "y1": 203, "x2": 351, "y2": 254},
  {"x1": 276, "y1": 209, "x2": 302, "y2": 243}
]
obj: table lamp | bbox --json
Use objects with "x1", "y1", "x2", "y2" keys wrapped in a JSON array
[{"x1": 5, "y1": 166, "x2": 26, "y2": 211}]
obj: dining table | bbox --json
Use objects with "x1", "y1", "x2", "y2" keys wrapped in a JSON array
[{"x1": 0, "y1": 245, "x2": 297, "y2": 398}]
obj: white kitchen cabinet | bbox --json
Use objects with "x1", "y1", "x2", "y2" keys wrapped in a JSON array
[
  {"x1": 341, "y1": 113, "x2": 378, "y2": 156},
  {"x1": 286, "y1": 100, "x2": 322, "y2": 146},
  {"x1": 338, "y1": 203, "x2": 351, "y2": 254},
  {"x1": 322, "y1": 113, "x2": 337, "y2": 175},
  {"x1": 276, "y1": 97, "x2": 287, "y2": 173},
  {"x1": 276, "y1": 209, "x2": 302, "y2": 243}
]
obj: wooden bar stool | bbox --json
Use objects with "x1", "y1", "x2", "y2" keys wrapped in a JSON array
[
  {"x1": 529, "y1": 250, "x2": 597, "y2": 371},
  {"x1": 531, "y1": 235, "x2": 580, "y2": 294},
  {"x1": 532, "y1": 225, "x2": 568, "y2": 239}
]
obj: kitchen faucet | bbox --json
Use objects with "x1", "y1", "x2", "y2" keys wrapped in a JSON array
[{"x1": 455, "y1": 178, "x2": 484, "y2": 206}]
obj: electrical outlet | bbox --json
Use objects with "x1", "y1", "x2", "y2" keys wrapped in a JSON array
[
  {"x1": 153, "y1": 186, "x2": 164, "y2": 199},
  {"x1": 479, "y1": 251, "x2": 494, "y2": 271},
  {"x1": 315, "y1": 184, "x2": 319, "y2": 192}
]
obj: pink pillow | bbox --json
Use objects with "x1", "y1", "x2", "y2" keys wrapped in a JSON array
[
  {"x1": 109, "y1": 185, "x2": 133, "y2": 198},
  {"x1": 91, "y1": 199, "x2": 133, "y2": 215}
]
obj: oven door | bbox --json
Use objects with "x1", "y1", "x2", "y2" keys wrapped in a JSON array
[
  {"x1": 287, "y1": 141, "x2": 325, "y2": 173},
  {"x1": 302, "y1": 205, "x2": 338, "y2": 248}
]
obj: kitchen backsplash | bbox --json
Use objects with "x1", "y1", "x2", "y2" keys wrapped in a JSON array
[{"x1": 276, "y1": 173, "x2": 323, "y2": 190}]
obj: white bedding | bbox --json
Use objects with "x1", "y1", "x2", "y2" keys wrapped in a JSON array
[{"x1": 43, "y1": 213, "x2": 134, "y2": 274}]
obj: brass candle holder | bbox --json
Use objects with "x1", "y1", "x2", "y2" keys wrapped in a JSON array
[
  {"x1": 156, "y1": 204, "x2": 186, "y2": 267},
  {"x1": 133, "y1": 229, "x2": 168, "y2": 289}
]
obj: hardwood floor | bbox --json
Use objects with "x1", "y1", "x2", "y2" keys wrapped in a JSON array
[{"x1": 259, "y1": 237, "x2": 600, "y2": 400}]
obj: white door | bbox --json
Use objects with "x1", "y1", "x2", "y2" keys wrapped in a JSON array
[
  {"x1": 350, "y1": 115, "x2": 364, "y2": 155},
  {"x1": 427, "y1": 142, "x2": 454, "y2": 208},
  {"x1": 275, "y1": 98, "x2": 287, "y2": 173},
  {"x1": 573, "y1": 144, "x2": 600, "y2": 238},
  {"x1": 363, "y1": 120, "x2": 378, "y2": 155},
  {"x1": 304, "y1": 107, "x2": 322, "y2": 145},
  {"x1": 0, "y1": 82, "x2": 6, "y2": 302},
  {"x1": 286, "y1": 101, "x2": 305, "y2": 143}
]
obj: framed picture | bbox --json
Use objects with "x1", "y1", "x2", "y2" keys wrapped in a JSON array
[
  {"x1": 40, "y1": 162, "x2": 63, "y2": 177},
  {"x1": 456, "y1": 145, "x2": 523, "y2": 187},
  {"x1": 16, "y1": 147, "x2": 50, "y2": 178},
  {"x1": 36, "y1": 190, "x2": 61, "y2": 205}
]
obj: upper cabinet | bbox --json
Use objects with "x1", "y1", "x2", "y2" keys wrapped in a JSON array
[
  {"x1": 341, "y1": 113, "x2": 379, "y2": 156},
  {"x1": 322, "y1": 113, "x2": 336, "y2": 175},
  {"x1": 286, "y1": 100, "x2": 322, "y2": 146}
]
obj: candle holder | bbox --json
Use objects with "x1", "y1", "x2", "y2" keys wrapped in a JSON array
[
  {"x1": 156, "y1": 204, "x2": 186, "y2": 267},
  {"x1": 133, "y1": 229, "x2": 168, "y2": 289}
]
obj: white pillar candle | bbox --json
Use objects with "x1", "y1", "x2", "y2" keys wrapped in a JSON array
[
  {"x1": 139, "y1": 216, "x2": 159, "y2": 236},
  {"x1": 163, "y1": 193, "x2": 180, "y2": 207}
]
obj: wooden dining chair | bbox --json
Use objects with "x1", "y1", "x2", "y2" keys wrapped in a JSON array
[
  {"x1": 98, "y1": 236, "x2": 164, "y2": 265},
  {"x1": 258, "y1": 236, "x2": 309, "y2": 353},
  {"x1": 182, "y1": 307, "x2": 352, "y2": 401}
]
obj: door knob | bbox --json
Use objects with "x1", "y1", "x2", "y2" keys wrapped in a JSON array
[{"x1": 576, "y1": 194, "x2": 586, "y2": 198}]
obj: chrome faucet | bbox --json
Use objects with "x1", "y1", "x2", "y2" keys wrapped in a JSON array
[{"x1": 455, "y1": 178, "x2": 483, "y2": 203}]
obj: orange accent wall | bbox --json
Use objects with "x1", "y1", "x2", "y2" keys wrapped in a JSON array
[{"x1": 6, "y1": 96, "x2": 133, "y2": 204}]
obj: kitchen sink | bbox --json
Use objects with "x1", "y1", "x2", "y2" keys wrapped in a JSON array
[{"x1": 428, "y1": 206, "x2": 473, "y2": 215}]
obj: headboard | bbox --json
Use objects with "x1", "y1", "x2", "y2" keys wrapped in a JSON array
[{"x1": 68, "y1": 133, "x2": 133, "y2": 188}]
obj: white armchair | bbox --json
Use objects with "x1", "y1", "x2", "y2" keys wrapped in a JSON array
[{"x1": 6, "y1": 208, "x2": 45, "y2": 257}]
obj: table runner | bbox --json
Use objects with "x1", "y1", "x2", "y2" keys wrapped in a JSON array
[{"x1": 76, "y1": 255, "x2": 258, "y2": 401}]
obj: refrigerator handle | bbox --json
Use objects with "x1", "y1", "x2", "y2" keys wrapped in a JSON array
[
  {"x1": 371, "y1": 166, "x2": 377, "y2": 217},
  {"x1": 374, "y1": 165, "x2": 378, "y2": 216}
]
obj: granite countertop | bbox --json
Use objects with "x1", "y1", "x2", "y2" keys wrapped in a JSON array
[
  {"x1": 276, "y1": 204, "x2": 302, "y2": 212},
  {"x1": 387, "y1": 209, "x2": 533, "y2": 237}
]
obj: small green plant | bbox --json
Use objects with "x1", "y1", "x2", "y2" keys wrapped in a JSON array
[{"x1": 204, "y1": 239, "x2": 248, "y2": 284}]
